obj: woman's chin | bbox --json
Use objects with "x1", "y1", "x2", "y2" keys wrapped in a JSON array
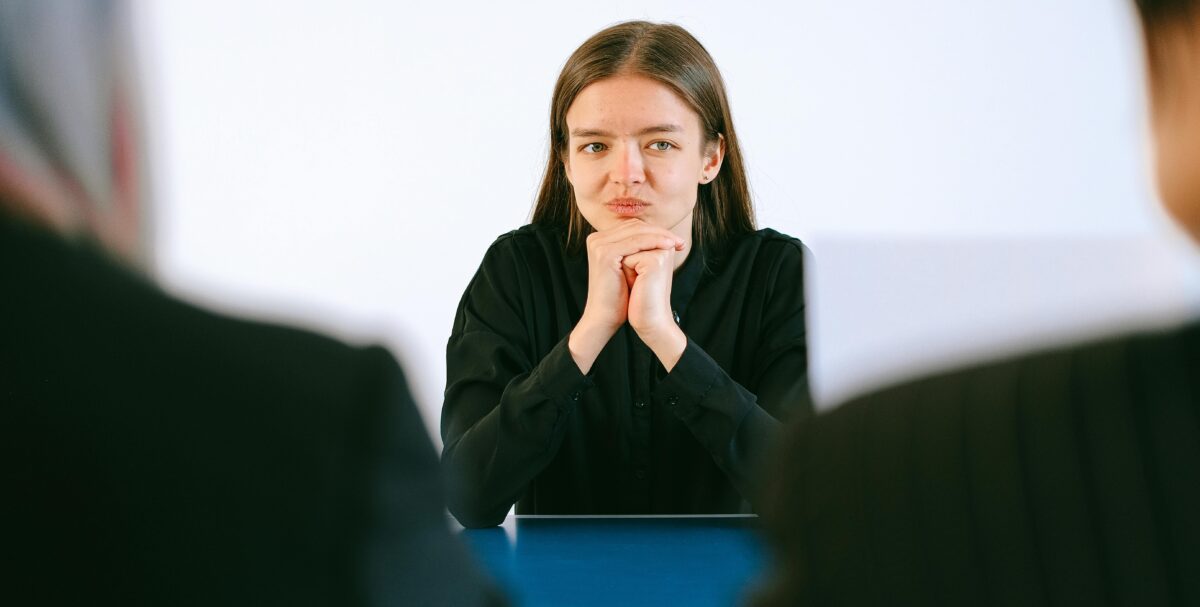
[{"x1": 583, "y1": 213, "x2": 654, "y2": 232}]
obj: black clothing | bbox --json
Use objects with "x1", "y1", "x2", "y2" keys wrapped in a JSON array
[
  {"x1": 755, "y1": 322, "x2": 1200, "y2": 606},
  {"x1": 0, "y1": 210, "x2": 504, "y2": 607},
  {"x1": 442, "y1": 223, "x2": 811, "y2": 528}
]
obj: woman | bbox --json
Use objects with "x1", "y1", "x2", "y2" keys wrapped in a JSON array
[{"x1": 441, "y1": 21, "x2": 812, "y2": 528}]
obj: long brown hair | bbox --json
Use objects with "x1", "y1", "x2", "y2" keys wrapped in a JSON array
[{"x1": 531, "y1": 21, "x2": 756, "y2": 252}]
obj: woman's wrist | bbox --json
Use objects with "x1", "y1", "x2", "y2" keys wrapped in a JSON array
[
  {"x1": 638, "y1": 324, "x2": 687, "y2": 372},
  {"x1": 569, "y1": 313, "x2": 619, "y2": 374}
]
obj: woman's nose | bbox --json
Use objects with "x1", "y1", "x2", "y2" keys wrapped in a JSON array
[{"x1": 610, "y1": 144, "x2": 645, "y2": 186}]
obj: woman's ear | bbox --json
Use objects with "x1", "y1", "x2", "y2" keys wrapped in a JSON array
[{"x1": 700, "y1": 134, "x2": 726, "y2": 183}]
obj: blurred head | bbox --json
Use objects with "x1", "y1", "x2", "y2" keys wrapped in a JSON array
[
  {"x1": 0, "y1": 0, "x2": 147, "y2": 267},
  {"x1": 531, "y1": 21, "x2": 755, "y2": 251},
  {"x1": 1136, "y1": 0, "x2": 1200, "y2": 242}
]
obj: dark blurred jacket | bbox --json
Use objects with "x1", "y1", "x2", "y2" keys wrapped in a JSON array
[
  {"x1": 0, "y1": 209, "x2": 504, "y2": 606},
  {"x1": 756, "y1": 322, "x2": 1200, "y2": 605}
]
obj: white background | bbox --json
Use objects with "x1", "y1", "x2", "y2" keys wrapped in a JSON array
[{"x1": 134, "y1": 0, "x2": 1200, "y2": 445}]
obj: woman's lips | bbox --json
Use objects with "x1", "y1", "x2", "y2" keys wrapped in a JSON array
[{"x1": 606, "y1": 198, "x2": 648, "y2": 216}]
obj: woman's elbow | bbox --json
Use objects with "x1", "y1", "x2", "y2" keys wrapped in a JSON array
[
  {"x1": 448, "y1": 501, "x2": 508, "y2": 529},
  {"x1": 442, "y1": 469, "x2": 507, "y2": 528},
  {"x1": 440, "y1": 443, "x2": 511, "y2": 528}
]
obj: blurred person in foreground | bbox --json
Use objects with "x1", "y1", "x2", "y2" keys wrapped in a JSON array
[
  {"x1": 0, "y1": 2, "x2": 502, "y2": 605},
  {"x1": 753, "y1": 1, "x2": 1200, "y2": 605}
]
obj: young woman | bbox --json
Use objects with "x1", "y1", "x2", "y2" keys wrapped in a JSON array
[{"x1": 442, "y1": 21, "x2": 811, "y2": 528}]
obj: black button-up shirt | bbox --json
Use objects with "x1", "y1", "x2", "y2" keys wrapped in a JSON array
[{"x1": 441, "y1": 223, "x2": 811, "y2": 527}]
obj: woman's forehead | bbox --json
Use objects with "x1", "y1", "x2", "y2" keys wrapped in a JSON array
[{"x1": 565, "y1": 75, "x2": 701, "y2": 136}]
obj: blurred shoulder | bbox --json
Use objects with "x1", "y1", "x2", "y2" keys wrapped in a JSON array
[
  {"x1": 0, "y1": 210, "x2": 406, "y2": 412},
  {"x1": 833, "y1": 319, "x2": 1200, "y2": 420}
]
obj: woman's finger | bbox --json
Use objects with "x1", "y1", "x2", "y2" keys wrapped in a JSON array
[
  {"x1": 590, "y1": 219, "x2": 683, "y2": 248},
  {"x1": 598, "y1": 232, "x2": 681, "y2": 258}
]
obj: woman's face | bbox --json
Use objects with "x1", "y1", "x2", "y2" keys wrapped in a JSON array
[{"x1": 563, "y1": 74, "x2": 722, "y2": 241}]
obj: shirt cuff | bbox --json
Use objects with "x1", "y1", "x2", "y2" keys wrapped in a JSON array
[
  {"x1": 530, "y1": 334, "x2": 595, "y2": 409},
  {"x1": 652, "y1": 338, "x2": 725, "y2": 420}
]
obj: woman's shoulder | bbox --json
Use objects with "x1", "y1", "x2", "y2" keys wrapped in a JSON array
[
  {"x1": 489, "y1": 222, "x2": 566, "y2": 246},
  {"x1": 740, "y1": 227, "x2": 807, "y2": 254},
  {"x1": 717, "y1": 227, "x2": 809, "y2": 269},
  {"x1": 841, "y1": 317, "x2": 1200, "y2": 416},
  {"x1": 479, "y1": 222, "x2": 571, "y2": 264}
]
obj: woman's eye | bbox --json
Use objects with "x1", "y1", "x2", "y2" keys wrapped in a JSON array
[
  {"x1": 582, "y1": 143, "x2": 606, "y2": 153},
  {"x1": 650, "y1": 141, "x2": 674, "y2": 151}
]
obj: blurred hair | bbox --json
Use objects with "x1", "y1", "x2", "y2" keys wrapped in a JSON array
[
  {"x1": 0, "y1": 0, "x2": 148, "y2": 267},
  {"x1": 531, "y1": 21, "x2": 755, "y2": 252},
  {"x1": 1135, "y1": 0, "x2": 1200, "y2": 84},
  {"x1": 1135, "y1": 0, "x2": 1197, "y2": 24}
]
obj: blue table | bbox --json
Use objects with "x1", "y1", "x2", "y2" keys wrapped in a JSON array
[{"x1": 459, "y1": 515, "x2": 765, "y2": 607}]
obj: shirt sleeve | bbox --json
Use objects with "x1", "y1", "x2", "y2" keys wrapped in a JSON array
[
  {"x1": 440, "y1": 237, "x2": 594, "y2": 528},
  {"x1": 651, "y1": 239, "x2": 812, "y2": 504}
]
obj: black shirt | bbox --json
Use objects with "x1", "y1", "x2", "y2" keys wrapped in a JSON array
[{"x1": 441, "y1": 223, "x2": 811, "y2": 528}]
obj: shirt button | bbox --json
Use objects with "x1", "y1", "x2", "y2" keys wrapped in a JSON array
[
  {"x1": 635, "y1": 468, "x2": 647, "y2": 480},
  {"x1": 634, "y1": 400, "x2": 647, "y2": 409},
  {"x1": 571, "y1": 391, "x2": 581, "y2": 402}
]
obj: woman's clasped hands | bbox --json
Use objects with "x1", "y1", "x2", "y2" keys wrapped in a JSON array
[{"x1": 568, "y1": 218, "x2": 689, "y2": 374}]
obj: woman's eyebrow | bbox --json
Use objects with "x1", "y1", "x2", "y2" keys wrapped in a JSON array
[{"x1": 569, "y1": 124, "x2": 684, "y2": 138}]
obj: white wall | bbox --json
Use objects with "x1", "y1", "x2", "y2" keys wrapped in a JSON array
[{"x1": 134, "y1": 0, "x2": 1200, "y2": 442}]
